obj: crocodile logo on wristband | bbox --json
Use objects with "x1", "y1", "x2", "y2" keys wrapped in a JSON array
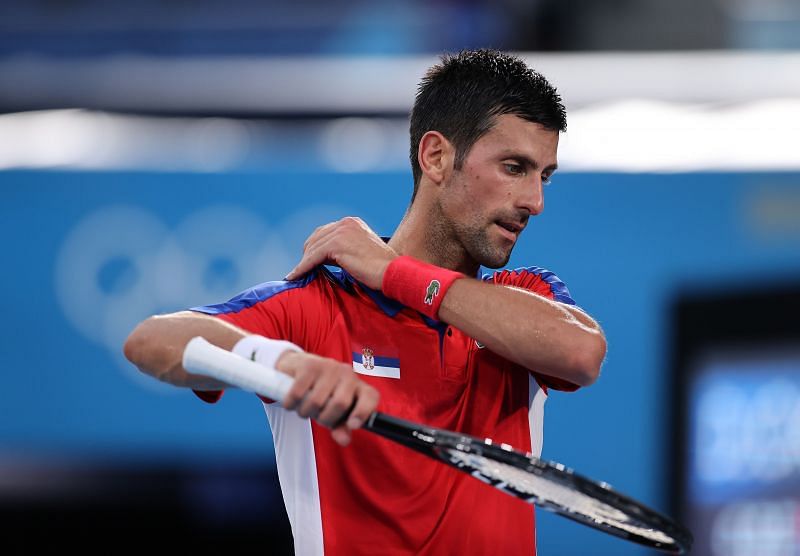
[{"x1": 424, "y1": 280, "x2": 441, "y2": 305}]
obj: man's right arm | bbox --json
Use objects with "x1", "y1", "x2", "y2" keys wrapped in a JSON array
[
  {"x1": 124, "y1": 310, "x2": 246, "y2": 390},
  {"x1": 123, "y1": 310, "x2": 379, "y2": 446}
]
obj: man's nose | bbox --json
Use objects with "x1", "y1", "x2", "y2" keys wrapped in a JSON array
[{"x1": 517, "y1": 177, "x2": 544, "y2": 216}]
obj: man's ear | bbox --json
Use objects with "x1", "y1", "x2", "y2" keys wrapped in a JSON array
[{"x1": 417, "y1": 131, "x2": 454, "y2": 185}]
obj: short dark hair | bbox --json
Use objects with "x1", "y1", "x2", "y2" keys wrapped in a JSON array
[{"x1": 409, "y1": 49, "x2": 567, "y2": 201}]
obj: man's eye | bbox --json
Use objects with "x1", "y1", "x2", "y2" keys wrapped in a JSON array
[
  {"x1": 504, "y1": 163, "x2": 524, "y2": 175},
  {"x1": 543, "y1": 174, "x2": 553, "y2": 185}
]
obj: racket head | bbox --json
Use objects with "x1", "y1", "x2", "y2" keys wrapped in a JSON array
[{"x1": 366, "y1": 413, "x2": 692, "y2": 554}]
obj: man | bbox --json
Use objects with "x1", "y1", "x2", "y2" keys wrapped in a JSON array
[{"x1": 124, "y1": 49, "x2": 606, "y2": 555}]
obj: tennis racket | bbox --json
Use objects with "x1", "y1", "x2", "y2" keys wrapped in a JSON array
[{"x1": 183, "y1": 336, "x2": 693, "y2": 554}]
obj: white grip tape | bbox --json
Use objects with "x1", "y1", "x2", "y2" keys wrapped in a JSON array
[{"x1": 182, "y1": 337, "x2": 295, "y2": 402}]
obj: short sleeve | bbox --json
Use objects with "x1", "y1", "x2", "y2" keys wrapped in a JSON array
[
  {"x1": 483, "y1": 266, "x2": 580, "y2": 393},
  {"x1": 187, "y1": 271, "x2": 325, "y2": 403},
  {"x1": 484, "y1": 266, "x2": 575, "y2": 305}
]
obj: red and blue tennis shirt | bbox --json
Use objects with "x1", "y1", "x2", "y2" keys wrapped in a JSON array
[{"x1": 192, "y1": 265, "x2": 579, "y2": 556}]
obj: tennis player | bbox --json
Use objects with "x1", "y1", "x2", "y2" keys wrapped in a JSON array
[{"x1": 125, "y1": 49, "x2": 606, "y2": 556}]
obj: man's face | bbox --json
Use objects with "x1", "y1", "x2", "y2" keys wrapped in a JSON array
[{"x1": 438, "y1": 114, "x2": 559, "y2": 269}]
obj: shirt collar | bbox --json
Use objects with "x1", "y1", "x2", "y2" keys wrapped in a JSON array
[{"x1": 336, "y1": 267, "x2": 406, "y2": 318}]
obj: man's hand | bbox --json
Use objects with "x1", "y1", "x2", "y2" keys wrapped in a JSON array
[
  {"x1": 275, "y1": 349, "x2": 379, "y2": 447},
  {"x1": 285, "y1": 217, "x2": 396, "y2": 290}
]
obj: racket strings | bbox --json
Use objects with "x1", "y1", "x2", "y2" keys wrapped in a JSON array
[{"x1": 444, "y1": 449, "x2": 675, "y2": 544}]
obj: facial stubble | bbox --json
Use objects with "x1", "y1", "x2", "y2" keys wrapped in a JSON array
[{"x1": 429, "y1": 178, "x2": 515, "y2": 273}]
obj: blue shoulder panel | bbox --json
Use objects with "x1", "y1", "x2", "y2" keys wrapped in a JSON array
[
  {"x1": 191, "y1": 269, "x2": 319, "y2": 315},
  {"x1": 483, "y1": 266, "x2": 576, "y2": 306}
]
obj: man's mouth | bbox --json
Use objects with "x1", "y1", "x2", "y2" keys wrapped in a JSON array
[
  {"x1": 495, "y1": 220, "x2": 524, "y2": 234},
  {"x1": 494, "y1": 220, "x2": 524, "y2": 240}
]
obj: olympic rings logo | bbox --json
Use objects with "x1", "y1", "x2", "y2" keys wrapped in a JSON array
[{"x1": 54, "y1": 203, "x2": 347, "y2": 388}]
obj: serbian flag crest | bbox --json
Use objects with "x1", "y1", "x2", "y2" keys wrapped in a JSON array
[{"x1": 351, "y1": 342, "x2": 401, "y2": 379}]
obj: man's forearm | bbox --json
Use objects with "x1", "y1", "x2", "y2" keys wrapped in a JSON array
[
  {"x1": 123, "y1": 311, "x2": 246, "y2": 389},
  {"x1": 124, "y1": 310, "x2": 381, "y2": 447},
  {"x1": 438, "y1": 279, "x2": 606, "y2": 386}
]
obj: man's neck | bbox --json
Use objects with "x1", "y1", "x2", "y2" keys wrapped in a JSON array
[{"x1": 388, "y1": 201, "x2": 480, "y2": 277}]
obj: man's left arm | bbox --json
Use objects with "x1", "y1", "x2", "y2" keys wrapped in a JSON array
[
  {"x1": 286, "y1": 216, "x2": 606, "y2": 388},
  {"x1": 438, "y1": 279, "x2": 605, "y2": 387}
]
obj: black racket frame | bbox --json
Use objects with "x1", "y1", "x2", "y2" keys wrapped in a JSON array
[{"x1": 366, "y1": 411, "x2": 693, "y2": 554}]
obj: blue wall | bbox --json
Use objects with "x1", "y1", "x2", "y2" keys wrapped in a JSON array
[{"x1": 2, "y1": 170, "x2": 799, "y2": 554}]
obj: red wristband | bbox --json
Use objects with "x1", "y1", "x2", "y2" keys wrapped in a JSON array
[{"x1": 381, "y1": 256, "x2": 464, "y2": 319}]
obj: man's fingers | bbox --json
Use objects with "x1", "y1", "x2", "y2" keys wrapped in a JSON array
[
  {"x1": 302, "y1": 222, "x2": 337, "y2": 253},
  {"x1": 330, "y1": 425, "x2": 352, "y2": 447},
  {"x1": 285, "y1": 250, "x2": 323, "y2": 281},
  {"x1": 273, "y1": 350, "x2": 379, "y2": 448},
  {"x1": 296, "y1": 367, "x2": 339, "y2": 419},
  {"x1": 286, "y1": 235, "x2": 339, "y2": 280},
  {"x1": 329, "y1": 384, "x2": 379, "y2": 448},
  {"x1": 346, "y1": 384, "x2": 379, "y2": 430},
  {"x1": 282, "y1": 364, "x2": 318, "y2": 410},
  {"x1": 287, "y1": 232, "x2": 340, "y2": 279},
  {"x1": 287, "y1": 222, "x2": 342, "y2": 280},
  {"x1": 317, "y1": 378, "x2": 357, "y2": 426}
]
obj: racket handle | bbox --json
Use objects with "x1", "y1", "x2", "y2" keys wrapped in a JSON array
[{"x1": 182, "y1": 336, "x2": 295, "y2": 402}]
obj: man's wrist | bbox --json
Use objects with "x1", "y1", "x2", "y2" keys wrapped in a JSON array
[
  {"x1": 374, "y1": 256, "x2": 395, "y2": 290},
  {"x1": 381, "y1": 256, "x2": 464, "y2": 320}
]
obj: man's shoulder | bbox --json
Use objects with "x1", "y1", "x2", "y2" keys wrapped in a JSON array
[
  {"x1": 192, "y1": 266, "x2": 349, "y2": 316},
  {"x1": 483, "y1": 265, "x2": 575, "y2": 305},
  {"x1": 242, "y1": 266, "x2": 355, "y2": 305}
]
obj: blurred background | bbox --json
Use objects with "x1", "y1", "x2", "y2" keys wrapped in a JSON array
[{"x1": 1, "y1": 0, "x2": 799, "y2": 554}]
